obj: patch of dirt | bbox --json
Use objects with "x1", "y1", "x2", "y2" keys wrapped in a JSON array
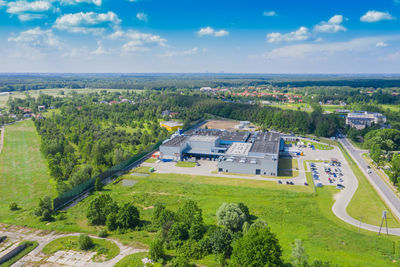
[{"x1": 143, "y1": 206, "x2": 154, "y2": 210}]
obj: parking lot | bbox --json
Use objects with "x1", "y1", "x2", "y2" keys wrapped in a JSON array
[{"x1": 308, "y1": 161, "x2": 346, "y2": 189}]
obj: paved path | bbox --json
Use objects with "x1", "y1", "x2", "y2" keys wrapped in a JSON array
[
  {"x1": 339, "y1": 137, "x2": 400, "y2": 221},
  {"x1": 0, "y1": 225, "x2": 147, "y2": 266},
  {"x1": 330, "y1": 137, "x2": 400, "y2": 235},
  {"x1": 141, "y1": 159, "x2": 308, "y2": 185}
]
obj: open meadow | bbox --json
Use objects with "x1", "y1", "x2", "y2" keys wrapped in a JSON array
[
  {"x1": 52, "y1": 171, "x2": 400, "y2": 267},
  {"x1": 0, "y1": 120, "x2": 55, "y2": 224}
]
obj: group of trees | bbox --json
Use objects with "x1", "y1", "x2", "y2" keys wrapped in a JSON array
[
  {"x1": 147, "y1": 200, "x2": 335, "y2": 266},
  {"x1": 9, "y1": 91, "x2": 173, "y2": 195},
  {"x1": 86, "y1": 194, "x2": 140, "y2": 231}
]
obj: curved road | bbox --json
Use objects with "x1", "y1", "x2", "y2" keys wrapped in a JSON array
[{"x1": 332, "y1": 137, "x2": 400, "y2": 235}]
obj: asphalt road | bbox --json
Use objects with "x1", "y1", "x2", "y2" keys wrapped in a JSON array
[{"x1": 339, "y1": 136, "x2": 400, "y2": 222}]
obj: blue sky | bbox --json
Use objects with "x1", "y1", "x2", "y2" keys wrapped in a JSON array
[{"x1": 0, "y1": 0, "x2": 400, "y2": 73}]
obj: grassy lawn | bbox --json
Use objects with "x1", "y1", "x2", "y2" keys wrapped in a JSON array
[
  {"x1": 303, "y1": 141, "x2": 333, "y2": 150},
  {"x1": 132, "y1": 166, "x2": 153, "y2": 174},
  {"x1": 52, "y1": 172, "x2": 400, "y2": 266},
  {"x1": 278, "y1": 158, "x2": 298, "y2": 169},
  {"x1": 144, "y1": 158, "x2": 157, "y2": 163},
  {"x1": 42, "y1": 236, "x2": 120, "y2": 262},
  {"x1": 337, "y1": 142, "x2": 400, "y2": 228},
  {"x1": 0, "y1": 120, "x2": 55, "y2": 225},
  {"x1": 0, "y1": 241, "x2": 38, "y2": 267},
  {"x1": 115, "y1": 252, "x2": 161, "y2": 267},
  {"x1": 175, "y1": 161, "x2": 197, "y2": 168}
]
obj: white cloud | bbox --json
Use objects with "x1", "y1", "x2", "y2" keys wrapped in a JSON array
[
  {"x1": 197, "y1": 26, "x2": 229, "y2": 37},
  {"x1": 8, "y1": 27, "x2": 63, "y2": 50},
  {"x1": 163, "y1": 47, "x2": 199, "y2": 57},
  {"x1": 263, "y1": 36, "x2": 388, "y2": 60},
  {"x1": 376, "y1": 41, "x2": 388, "y2": 47},
  {"x1": 57, "y1": 0, "x2": 102, "y2": 6},
  {"x1": 314, "y1": 15, "x2": 347, "y2": 33},
  {"x1": 263, "y1": 11, "x2": 277, "y2": 17},
  {"x1": 136, "y1": 12, "x2": 148, "y2": 22},
  {"x1": 53, "y1": 11, "x2": 121, "y2": 34},
  {"x1": 91, "y1": 40, "x2": 107, "y2": 55},
  {"x1": 108, "y1": 30, "x2": 167, "y2": 52},
  {"x1": 267, "y1": 26, "x2": 309, "y2": 43},
  {"x1": 5, "y1": 0, "x2": 53, "y2": 21},
  {"x1": 360, "y1": 10, "x2": 395, "y2": 23}
]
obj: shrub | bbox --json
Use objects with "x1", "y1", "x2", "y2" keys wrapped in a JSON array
[
  {"x1": 208, "y1": 227, "x2": 233, "y2": 256},
  {"x1": 189, "y1": 223, "x2": 205, "y2": 241},
  {"x1": 176, "y1": 240, "x2": 204, "y2": 260},
  {"x1": 98, "y1": 229, "x2": 108, "y2": 238},
  {"x1": 78, "y1": 234, "x2": 94, "y2": 251},
  {"x1": 116, "y1": 202, "x2": 140, "y2": 229},
  {"x1": 87, "y1": 194, "x2": 118, "y2": 225},
  {"x1": 149, "y1": 238, "x2": 165, "y2": 261},
  {"x1": 94, "y1": 177, "x2": 103, "y2": 191},
  {"x1": 168, "y1": 222, "x2": 189, "y2": 241},
  {"x1": 9, "y1": 202, "x2": 19, "y2": 211},
  {"x1": 106, "y1": 213, "x2": 118, "y2": 231},
  {"x1": 166, "y1": 256, "x2": 195, "y2": 267}
]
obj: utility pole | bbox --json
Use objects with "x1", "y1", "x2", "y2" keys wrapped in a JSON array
[{"x1": 378, "y1": 210, "x2": 389, "y2": 235}]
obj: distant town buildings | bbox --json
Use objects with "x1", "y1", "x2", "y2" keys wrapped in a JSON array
[{"x1": 346, "y1": 111, "x2": 387, "y2": 130}]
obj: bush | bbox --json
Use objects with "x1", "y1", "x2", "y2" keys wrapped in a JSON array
[
  {"x1": 150, "y1": 238, "x2": 165, "y2": 261},
  {"x1": 168, "y1": 222, "x2": 189, "y2": 241},
  {"x1": 167, "y1": 256, "x2": 195, "y2": 267},
  {"x1": 176, "y1": 240, "x2": 204, "y2": 260},
  {"x1": 94, "y1": 177, "x2": 103, "y2": 191},
  {"x1": 208, "y1": 227, "x2": 233, "y2": 256},
  {"x1": 9, "y1": 202, "x2": 19, "y2": 211},
  {"x1": 106, "y1": 213, "x2": 118, "y2": 231},
  {"x1": 78, "y1": 234, "x2": 94, "y2": 250},
  {"x1": 87, "y1": 194, "x2": 118, "y2": 225},
  {"x1": 34, "y1": 196, "x2": 53, "y2": 221},
  {"x1": 189, "y1": 223, "x2": 205, "y2": 241},
  {"x1": 116, "y1": 202, "x2": 140, "y2": 229},
  {"x1": 98, "y1": 229, "x2": 108, "y2": 238}
]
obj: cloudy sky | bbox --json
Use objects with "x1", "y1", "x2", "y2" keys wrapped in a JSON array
[{"x1": 0, "y1": 0, "x2": 400, "y2": 73}]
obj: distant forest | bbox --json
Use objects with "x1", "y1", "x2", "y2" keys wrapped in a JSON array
[{"x1": 1, "y1": 73, "x2": 400, "y2": 91}]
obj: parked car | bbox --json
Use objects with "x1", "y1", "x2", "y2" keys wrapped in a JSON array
[
  {"x1": 278, "y1": 180, "x2": 282, "y2": 184},
  {"x1": 316, "y1": 183, "x2": 323, "y2": 187},
  {"x1": 336, "y1": 184, "x2": 345, "y2": 189}
]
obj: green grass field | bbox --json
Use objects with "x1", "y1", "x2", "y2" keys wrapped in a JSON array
[
  {"x1": 175, "y1": 161, "x2": 196, "y2": 167},
  {"x1": 0, "y1": 120, "x2": 55, "y2": 225},
  {"x1": 51, "y1": 172, "x2": 400, "y2": 267},
  {"x1": 42, "y1": 236, "x2": 120, "y2": 262}
]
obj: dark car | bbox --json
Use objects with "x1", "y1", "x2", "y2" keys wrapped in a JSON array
[{"x1": 278, "y1": 180, "x2": 282, "y2": 184}]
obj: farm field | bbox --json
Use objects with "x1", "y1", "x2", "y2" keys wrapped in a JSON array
[
  {"x1": 47, "y1": 172, "x2": 400, "y2": 267},
  {"x1": 0, "y1": 120, "x2": 55, "y2": 225}
]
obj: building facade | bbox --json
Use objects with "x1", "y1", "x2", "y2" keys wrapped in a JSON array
[
  {"x1": 346, "y1": 111, "x2": 387, "y2": 130},
  {"x1": 159, "y1": 128, "x2": 282, "y2": 176}
]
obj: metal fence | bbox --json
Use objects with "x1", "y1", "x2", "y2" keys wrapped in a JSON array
[
  {"x1": 52, "y1": 119, "x2": 205, "y2": 211},
  {"x1": 53, "y1": 140, "x2": 163, "y2": 210}
]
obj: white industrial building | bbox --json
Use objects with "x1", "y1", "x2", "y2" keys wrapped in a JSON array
[
  {"x1": 159, "y1": 128, "x2": 283, "y2": 176},
  {"x1": 346, "y1": 111, "x2": 387, "y2": 130}
]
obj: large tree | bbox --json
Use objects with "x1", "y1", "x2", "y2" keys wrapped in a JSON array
[
  {"x1": 216, "y1": 203, "x2": 246, "y2": 232},
  {"x1": 230, "y1": 227, "x2": 282, "y2": 267}
]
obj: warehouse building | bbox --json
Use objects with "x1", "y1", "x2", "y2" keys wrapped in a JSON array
[{"x1": 159, "y1": 128, "x2": 282, "y2": 176}]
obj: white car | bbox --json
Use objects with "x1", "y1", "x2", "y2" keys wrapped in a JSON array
[{"x1": 367, "y1": 169, "x2": 372, "y2": 174}]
